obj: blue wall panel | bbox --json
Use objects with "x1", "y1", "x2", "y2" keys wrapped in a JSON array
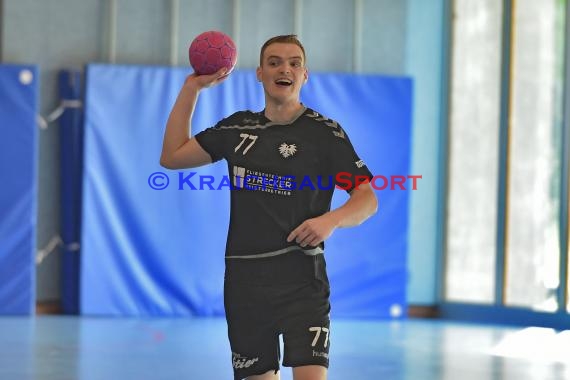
[
  {"x1": 81, "y1": 64, "x2": 412, "y2": 318},
  {"x1": 0, "y1": 64, "x2": 39, "y2": 315}
]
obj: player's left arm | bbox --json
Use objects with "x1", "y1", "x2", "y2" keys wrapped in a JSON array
[{"x1": 287, "y1": 182, "x2": 378, "y2": 248}]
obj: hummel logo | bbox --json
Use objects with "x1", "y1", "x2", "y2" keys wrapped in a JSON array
[{"x1": 279, "y1": 143, "x2": 297, "y2": 158}]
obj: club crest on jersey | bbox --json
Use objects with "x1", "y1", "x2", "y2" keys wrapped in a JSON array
[{"x1": 278, "y1": 143, "x2": 297, "y2": 158}]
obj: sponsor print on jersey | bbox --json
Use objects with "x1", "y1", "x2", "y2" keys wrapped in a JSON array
[
  {"x1": 231, "y1": 166, "x2": 342, "y2": 193},
  {"x1": 233, "y1": 166, "x2": 293, "y2": 196}
]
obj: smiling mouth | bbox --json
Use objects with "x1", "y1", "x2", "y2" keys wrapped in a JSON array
[{"x1": 275, "y1": 79, "x2": 293, "y2": 86}]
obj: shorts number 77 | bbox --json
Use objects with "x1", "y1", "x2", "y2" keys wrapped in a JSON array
[{"x1": 309, "y1": 326, "x2": 330, "y2": 348}]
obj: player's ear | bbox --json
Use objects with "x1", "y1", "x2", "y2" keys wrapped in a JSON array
[
  {"x1": 303, "y1": 68, "x2": 308, "y2": 84},
  {"x1": 256, "y1": 66, "x2": 262, "y2": 82}
]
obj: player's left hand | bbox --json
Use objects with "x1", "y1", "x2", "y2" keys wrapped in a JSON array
[{"x1": 287, "y1": 214, "x2": 339, "y2": 248}]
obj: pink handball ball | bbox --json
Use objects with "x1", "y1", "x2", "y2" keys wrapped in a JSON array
[{"x1": 188, "y1": 31, "x2": 237, "y2": 75}]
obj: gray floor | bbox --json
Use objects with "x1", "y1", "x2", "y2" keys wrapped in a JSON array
[{"x1": 0, "y1": 316, "x2": 568, "y2": 379}]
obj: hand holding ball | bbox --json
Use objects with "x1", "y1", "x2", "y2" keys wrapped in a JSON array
[{"x1": 188, "y1": 31, "x2": 237, "y2": 76}]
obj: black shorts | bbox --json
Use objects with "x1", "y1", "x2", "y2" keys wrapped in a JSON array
[{"x1": 224, "y1": 252, "x2": 331, "y2": 380}]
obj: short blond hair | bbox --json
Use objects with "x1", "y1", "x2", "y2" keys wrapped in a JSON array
[{"x1": 259, "y1": 35, "x2": 306, "y2": 66}]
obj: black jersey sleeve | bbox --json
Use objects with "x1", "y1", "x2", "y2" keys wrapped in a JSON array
[
  {"x1": 327, "y1": 124, "x2": 374, "y2": 193},
  {"x1": 194, "y1": 114, "x2": 237, "y2": 162}
]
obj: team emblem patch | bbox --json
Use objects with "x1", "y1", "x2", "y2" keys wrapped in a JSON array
[{"x1": 279, "y1": 143, "x2": 297, "y2": 158}]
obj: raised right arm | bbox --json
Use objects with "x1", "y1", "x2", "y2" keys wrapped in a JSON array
[{"x1": 160, "y1": 69, "x2": 228, "y2": 169}]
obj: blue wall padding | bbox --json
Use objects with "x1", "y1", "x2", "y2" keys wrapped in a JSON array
[
  {"x1": 59, "y1": 70, "x2": 84, "y2": 314},
  {"x1": 81, "y1": 64, "x2": 412, "y2": 318},
  {"x1": 0, "y1": 64, "x2": 39, "y2": 315}
]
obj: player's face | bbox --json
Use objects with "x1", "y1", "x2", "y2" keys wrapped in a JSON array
[{"x1": 257, "y1": 43, "x2": 308, "y2": 104}]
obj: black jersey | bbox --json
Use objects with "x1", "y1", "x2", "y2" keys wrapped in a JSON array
[{"x1": 195, "y1": 106, "x2": 373, "y2": 259}]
